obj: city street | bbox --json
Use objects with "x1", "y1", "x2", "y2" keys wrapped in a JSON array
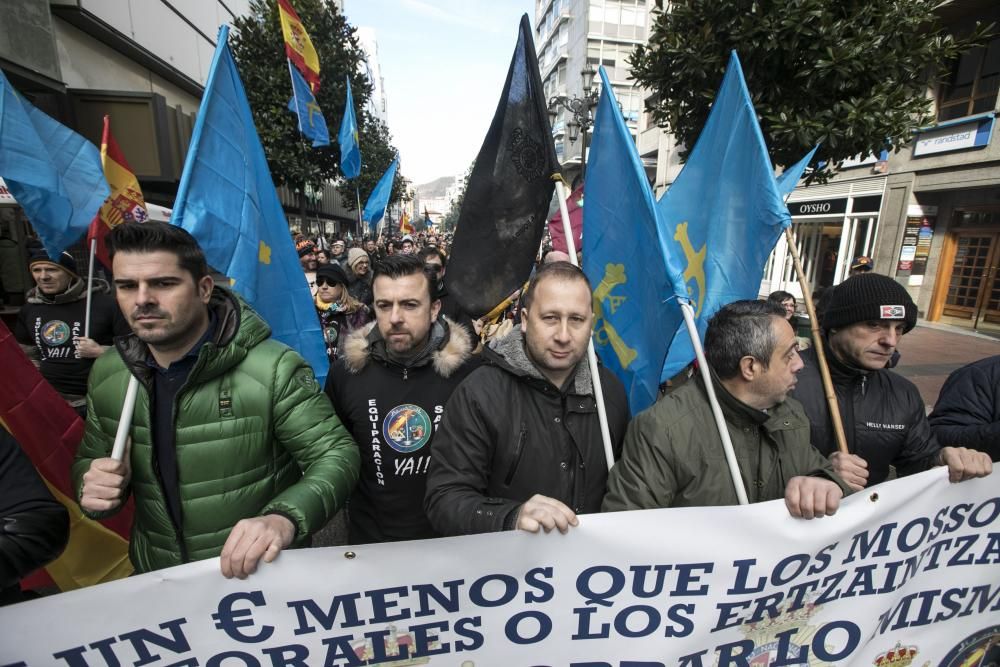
[{"x1": 895, "y1": 322, "x2": 1000, "y2": 411}]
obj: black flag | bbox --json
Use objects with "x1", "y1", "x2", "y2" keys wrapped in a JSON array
[{"x1": 445, "y1": 14, "x2": 560, "y2": 318}]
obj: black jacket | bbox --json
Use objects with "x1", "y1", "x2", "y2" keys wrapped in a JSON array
[
  {"x1": 791, "y1": 345, "x2": 940, "y2": 485},
  {"x1": 0, "y1": 429, "x2": 69, "y2": 605},
  {"x1": 928, "y1": 355, "x2": 1000, "y2": 461},
  {"x1": 325, "y1": 317, "x2": 480, "y2": 544},
  {"x1": 425, "y1": 330, "x2": 630, "y2": 536}
]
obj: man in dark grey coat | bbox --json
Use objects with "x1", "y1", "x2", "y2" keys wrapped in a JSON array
[{"x1": 426, "y1": 262, "x2": 629, "y2": 536}]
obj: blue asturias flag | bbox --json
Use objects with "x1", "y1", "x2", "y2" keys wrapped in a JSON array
[
  {"x1": 171, "y1": 25, "x2": 328, "y2": 383},
  {"x1": 338, "y1": 76, "x2": 360, "y2": 180},
  {"x1": 583, "y1": 68, "x2": 685, "y2": 413},
  {"x1": 287, "y1": 65, "x2": 330, "y2": 147},
  {"x1": 657, "y1": 51, "x2": 791, "y2": 383},
  {"x1": 776, "y1": 144, "x2": 819, "y2": 199},
  {"x1": 0, "y1": 70, "x2": 109, "y2": 258},
  {"x1": 362, "y1": 158, "x2": 397, "y2": 230}
]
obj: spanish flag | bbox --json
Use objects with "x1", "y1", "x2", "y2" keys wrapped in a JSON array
[
  {"x1": 0, "y1": 320, "x2": 133, "y2": 591},
  {"x1": 400, "y1": 211, "x2": 414, "y2": 234},
  {"x1": 278, "y1": 0, "x2": 321, "y2": 92},
  {"x1": 87, "y1": 115, "x2": 147, "y2": 270}
]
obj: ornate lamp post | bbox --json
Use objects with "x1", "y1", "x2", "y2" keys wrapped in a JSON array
[{"x1": 548, "y1": 67, "x2": 599, "y2": 179}]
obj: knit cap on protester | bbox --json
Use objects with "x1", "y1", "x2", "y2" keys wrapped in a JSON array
[
  {"x1": 822, "y1": 273, "x2": 917, "y2": 334},
  {"x1": 296, "y1": 239, "x2": 316, "y2": 257},
  {"x1": 346, "y1": 247, "x2": 368, "y2": 269},
  {"x1": 29, "y1": 247, "x2": 79, "y2": 279}
]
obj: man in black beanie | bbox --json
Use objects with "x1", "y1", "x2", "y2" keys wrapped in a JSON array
[{"x1": 791, "y1": 273, "x2": 991, "y2": 490}]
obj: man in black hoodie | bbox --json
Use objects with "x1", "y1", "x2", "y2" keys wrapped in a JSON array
[
  {"x1": 324, "y1": 255, "x2": 479, "y2": 544},
  {"x1": 14, "y1": 248, "x2": 128, "y2": 414}
]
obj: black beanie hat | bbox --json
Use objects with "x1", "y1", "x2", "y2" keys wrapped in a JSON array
[
  {"x1": 823, "y1": 273, "x2": 917, "y2": 333},
  {"x1": 315, "y1": 262, "x2": 349, "y2": 287},
  {"x1": 28, "y1": 247, "x2": 79, "y2": 278}
]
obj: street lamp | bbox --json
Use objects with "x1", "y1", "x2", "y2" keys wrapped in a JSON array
[{"x1": 548, "y1": 68, "x2": 599, "y2": 179}]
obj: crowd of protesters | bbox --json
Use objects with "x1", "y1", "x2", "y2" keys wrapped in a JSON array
[{"x1": 2, "y1": 223, "x2": 996, "y2": 607}]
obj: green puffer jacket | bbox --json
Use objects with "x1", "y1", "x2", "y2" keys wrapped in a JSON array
[
  {"x1": 603, "y1": 375, "x2": 850, "y2": 511},
  {"x1": 72, "y1": 288, "x2": 359, "y2": 573}
]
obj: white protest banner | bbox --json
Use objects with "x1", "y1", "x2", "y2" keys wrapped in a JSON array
[{"x1": 2, "y1": 468, "x2": 998, "y2": 666}]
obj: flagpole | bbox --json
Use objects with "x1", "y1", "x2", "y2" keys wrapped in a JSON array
[
  {"x1": 555, "y1": 179, "x2": 614, "y2": 472},
  {"x1": 679, "y1": 300, "x2": 750, "y2": 505},
  {"x1": 355, "y1": 186, "x2": 363, "y2": 237},
  {"x1": 83, "y1": 238, "x2": 96, "y2": 338},
  {"x1": 111, "y1": 376, "x2": 139, "y2": 461},
  {"x1": 784, "y1": 226, "x2": 849, "y2": 454},
  {"x1": 286, "y1": 59, "x2": 305, "y2": 137}
]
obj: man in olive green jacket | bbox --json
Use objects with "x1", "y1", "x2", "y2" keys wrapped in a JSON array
[
  {"x1": 603, "y1": 300, "x2": 850, "y2": 518},
  {"x1": 73, "y1": 222, "x2": 359, "y2": 578}
]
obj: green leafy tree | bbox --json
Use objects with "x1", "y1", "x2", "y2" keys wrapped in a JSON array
[
  {"x1": 631, "y1": 0, "x2": 994, "y2": 177},
  {"x1": 230, "y1": 0, "x2": 404, "y2": 215}
]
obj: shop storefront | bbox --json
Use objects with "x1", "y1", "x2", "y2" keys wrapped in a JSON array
[
  {"x1": 928, "y1": 206, "x2": 1000, "y2": 335},
  {"x1": 761, "y1": 176, "x2": 887, "y2": 299}
]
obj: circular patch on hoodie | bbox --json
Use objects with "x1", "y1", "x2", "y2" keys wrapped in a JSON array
[
  {"x1": 41, "y1": 320, "x2": 71, "y2": 346},
  {"x1": 383, "y1": 404, "x2": 432, "y2": 453}
]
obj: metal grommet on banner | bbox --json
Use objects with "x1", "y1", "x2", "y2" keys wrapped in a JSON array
[
  {"x1": 869, "y1": 493, "x2": 879, "y2": 503},
  {"x1": 344, "y1": 551, "x2": 356, "y2": 560}
]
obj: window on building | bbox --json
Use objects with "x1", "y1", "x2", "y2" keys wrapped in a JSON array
[{"x1": 938, "y1": 37, "x2": 1000, "y2": 122}]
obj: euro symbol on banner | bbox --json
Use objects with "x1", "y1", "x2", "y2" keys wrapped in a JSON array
[
  {"x1": 593, "y1": 263, "x2": 638, "y2": 370},
  {"x1": 674, "y1": 221, "x2": 706, "y2": 317}
]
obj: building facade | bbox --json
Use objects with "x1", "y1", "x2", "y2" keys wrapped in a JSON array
[
  {"x1": 535, "y1": 0, "x2": 653, "y2": 184},
  {"x1": 768, "y1": 2, "x2": 1000, "y2": 335},
  {"x1": 0, "y1": 0, "x2": 359, "y2": 307}
]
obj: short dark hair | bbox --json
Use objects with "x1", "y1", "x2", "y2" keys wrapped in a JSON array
[
  {"x1": 705, "y1": 300, "x2": 787, "y2": 380},
  {"x1": 767, "y1": 290, "x2": 795, "y2": 305},
  {"x1": 521, "y1": 261, "x2": 592, "y2": 313},
  {"x1": 418, "y1": 246, "x2": 446, "y2": 265},
  {"x1": 107, "y1": 221, "x2": 209, "y2": 282},
  {"x1": 372, "y1": 254, "x2": 436, "y2": 301}
]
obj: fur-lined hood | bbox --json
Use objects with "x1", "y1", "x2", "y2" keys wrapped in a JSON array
[{"x1": 341, "y1": 316, "x2": 474, "y2": 377}]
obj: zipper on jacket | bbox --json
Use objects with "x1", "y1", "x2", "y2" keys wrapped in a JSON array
[
  {"x1": 504, "y1": 423, "x2": 527, "y2": 486},
  {"x1": 402, "y1": 367, "x2": 408, "y2": 381}
]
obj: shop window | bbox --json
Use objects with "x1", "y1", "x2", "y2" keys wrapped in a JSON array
[{"x1": 937, "y1": 38, "x2": 1000, "y2": 122}]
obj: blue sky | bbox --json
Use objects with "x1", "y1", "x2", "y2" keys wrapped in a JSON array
[{"x1": 342, "y1": 0, "x2": 535, "y2": 186}]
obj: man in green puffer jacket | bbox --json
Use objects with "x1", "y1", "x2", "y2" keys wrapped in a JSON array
[{"x1": 73, "y1": 222, "x2": 359, "y2": 578}]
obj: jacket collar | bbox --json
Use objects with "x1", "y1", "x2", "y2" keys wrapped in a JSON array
[
  {"x1": 695, "y1": 368, "x2": 770, "y2": 428},
  {"x1": 341, "y1": 316, "x2": 473, "y2": 378},
  {"x1": 484, "y1": 329, "x2": 593, "y2": 395},
  {"x1": 821, "y1": 337, "x2": 871, "y2": 382}
]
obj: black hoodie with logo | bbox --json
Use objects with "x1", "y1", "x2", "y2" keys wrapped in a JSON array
[
  {"x1": 14, "y1": 278, "x2": 129, "y2": 397},
  {"x1": 324, "y1": 317, "x2": 479, "y2": 544}
]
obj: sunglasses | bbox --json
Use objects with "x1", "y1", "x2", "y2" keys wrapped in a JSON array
[{"x1": 315, "y1": 276, "x2": 342, "y2": 287}]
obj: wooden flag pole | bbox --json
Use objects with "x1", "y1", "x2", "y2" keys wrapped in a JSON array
[
  {"x1": 554, "y1": 178, "x2": 614, "y2": 472},
  {"x1": 679, "y1": 300, "x2": 750, "y2": 505},
  {"x1": 784, "y1": 226, "x2": 849, "y2": 454}
]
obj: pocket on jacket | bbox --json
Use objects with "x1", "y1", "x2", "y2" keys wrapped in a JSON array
[{"x1": 504, "y1": 424, "x2": 527, "y2": 486}]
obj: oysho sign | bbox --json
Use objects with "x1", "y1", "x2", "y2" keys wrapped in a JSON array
[{"x1": 788, "y1": 198, "x2": 848, "y2": 216}]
